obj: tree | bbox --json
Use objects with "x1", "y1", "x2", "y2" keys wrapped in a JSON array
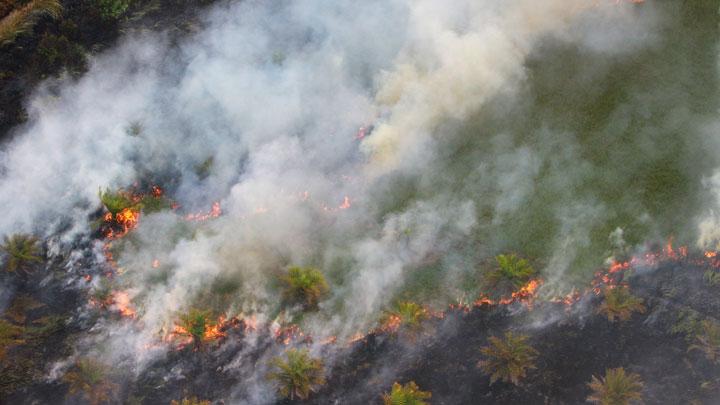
[
  {"x1": 381, "y1": 301, "x2": 428, "y2": 334},
  {"x1": 382, "y1": 381, "x2": 431, "y2": 405},
  {"x1": 63, "y1": 358, "x2": 118, "y2": 405},
  {"x1": 587, "y1": 367, "x2": 644, "y2": 405},
  {"x1": 1, "y1": 234, "x2": 42, "y2": 274},
  {"x1": 175, "y1": 308, "x2": 215, "y2": 349},
  {"x1": 598, "y1": 287, "x2": 645, "y2": 322},
  {"x1": 689, "y1": 319, "x2": 720, "y2": 364},
  {"x1": 280, "y1": 266, "x2": 329, "y2": 309},
  {"x1": 478, "y1": 331, "x2": 538, "y2": 385},
  {"x1": 268, "y1": 348, "x2": 325, "y2": 400},
  {"x1": 486, "y1": 254, "x2": 536, "y2": 296}
]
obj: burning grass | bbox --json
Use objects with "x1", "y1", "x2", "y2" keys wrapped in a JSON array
[
  {"x1": 587, "y1": 367, "x2": 644, "y2": 405},
  {"x1": 267, "y1": 348, "x2": 325, "y2": 400}
]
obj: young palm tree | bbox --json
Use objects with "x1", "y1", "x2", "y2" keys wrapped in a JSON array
[
  {"x1": 170, "y1": 397, "x2": 211, "y2": 405},
  {"x1": 382, "y1": 381, "x2": 432, "y2": 405},
  {"x1": 598, "y1": 287, "x2": 645, "y2": 322},
  {"x1": 63, "y1": 358, "x2": 118, "y2": 405},
  {"x1": 587, "y1": 367, "x2": 644, "y2": 405},
  {"x1": 485, "y1": 254, "x2": 536, "y2": 296},
  {"x1": 268, "y1": 348, "x2": 325, "y2": 400},
  {"x1": 175, "y1": 308, "x2": 215, "y2": 349},
  {"x1": 1, "y1": 234, "x2": 43, "y2": 274},
  {"x1": 280, "y1": 266, "x2": 329, "y2": 309},
  {"x1": 689, "y1": 319, "x2": 720, "y2": 364},
  {"x1": 381, "y1": 301, "x2": 428, "y2": 334},
  {"x1": 0, "y1": 0, "x2": 62, "y2": 45},
  {"x1": 478, "y1": 331, "x2": 538, "y2": 385}
]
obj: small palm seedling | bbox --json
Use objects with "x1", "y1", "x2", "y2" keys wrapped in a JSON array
[
  {"x1": 268, "y1": 348, "x2": 325, "y2": 400},
  {"x1": 382, "y1": 381, "x2": 431, "y2": 405},
  {"x1": 689, "y1": 319, "x2": 720, "y2": 364},
  {"x1": 1, "y1": 234, "x2": 43, "y2": 274},
  {"x1": 486, "y1": 254, "x2": 536, "y2": 295},
  {"x1": 587, "y1": 367, "x2": 644, "y2": 405},
  {"x1": 175, "y1": 308, "x2": 216, "y2": 349},
  {"x1": 478, "y1": 331, "x2": 538, "y2": 385},
  {"x1": 703, "y1": 270, "x2": 720, "y2": 287},
  {"x1": 280, "y1": 266, "x2": 329, "y2": 309},
  {"x1": 597, "y1": 287, "x2": 645, "y2": 322},
  {"x1": 381, "y1": 301, "x2": 428, "y2": 334},
  {"x1": 170, "y1": 397, "x2": 211, "y2": 405},
  {"x1": 0, "y1": 0, "x2": 62, "y2": 45},
  {"x1": 99, "y1": 188, "x2": 139, "y2": 215},
  {"x1": 63, "y1": 358, "x2": 118, "y2": 405},
  {"x1": 0, "y1": 319, "x2": 25, "y2": 361}
]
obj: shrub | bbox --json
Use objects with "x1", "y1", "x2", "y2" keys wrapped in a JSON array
[
  {"x1": 176, "y1": 308, "x2": 215, "y2": 349},
  {"x1": 268, "y1": 348, "x2": 325, "y2": 400},
  {"x1": 95, "y1": 0, "x2": 131, "y2": 20},
  {"x1": 486, "y1": 254, "x2": 536, "y2": 293},
  {"x1": 280, "y1": 266, "x2": 329, "y2": 309},
  {"x1": 381, "y1": 301, "x2": 428, "y2": 333},
  {"x1": 99, "y1": 188, "x2": 139, "y2": 215},
  {"x1": 63, "y1": 358, "x2": 118, "y2": 405},
  {"x1": 478, "y1": 331, "x2": 537, "y2": 385},
  {"x1": 587, "y1": 367, "x2": 644, "y2": 405},
  {"x1": 170, "y1": 397, "x2": 211, "y2": 405},
  {"x1": 1, "y1": 234, "x2": 43, "y2": 274},
  {"x1": 597, "y1": 287, "x2": 645, "y2": 322},
  {"x1": 0, "y1": 319, "x2": 25, "y2": 361},
  {"x1": 0, "y1": 0, "x2": 62, "y2": 45},
  {"x1": 382, "y1": 381, "x2": 431, "y2": 405},
  {"x1": 689, "y1": 319, "x2": 720, "y2": 364}
]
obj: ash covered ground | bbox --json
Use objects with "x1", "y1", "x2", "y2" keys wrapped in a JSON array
[{"x1": 1, "y1": 1, "x2": 720, "y2": 404}]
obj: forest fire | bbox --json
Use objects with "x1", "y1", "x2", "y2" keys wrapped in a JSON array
[
  {"x1": 185, "y1": 201, "x2": 222, "y2": 221},
  {"x1": 111, "y1": 291, "x2": 136, "y2": 318}
]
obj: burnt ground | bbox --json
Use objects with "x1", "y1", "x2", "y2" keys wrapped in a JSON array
[{"x1": 3, "y1": 251, "x2": 719, "y2": 404}]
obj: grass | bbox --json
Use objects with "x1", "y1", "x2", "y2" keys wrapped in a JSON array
[
  {"x1": 280, "y1": 266, "x2": 329, "y2": 310},
  {"x1": 1, "y1": 234, "x2": 42, "y2": 274},
  {"x1": 587, "y1": 367, "x2": 644, "y2": 405},
  {"x1": 597, "y1": 287, "x2": 645, "y2": 322},
  {"x1": 268, "y1": 348, "x2": 325, "y2": 400},
  {"x1": 382, "y1": 381, "x2": 431, "y2": 405},
  {"x1": 478, "y1": 331, "x2": 538, "y2": 385},
  {"x1": 689, "y1": 319, "x2": 720, "y2": 364},
  {"x1": 0, "y1": 0, "x2": 62, "y2": 45},
  {"x1": 63, "y1": 358, "x2": 118, "y2": 405}
]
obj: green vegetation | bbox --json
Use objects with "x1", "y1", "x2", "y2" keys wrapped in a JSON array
[
  {"x1": 170, "y1": 397, "x2": 211, "y2": 405},
  {"x1": 382, "y1": 381, "x2": 432, "y2": 405},
  {"x1": 63, "y1": 358, "x2": 118, "y2": 405},
  {"x1": 689, "y1": 319, "x2": 720, "y2": 364},
  {"x1": 587, "y1": 367, "x2": 644, "y2": 405},
  {"x1": 280, "y1": 266, "x2": 329, "y2": 309},
  {"x1": 176, "y1": 308, "x2": 214, "y2": 349},
  {"x1": 478, "y1": 331, "x2": 538, "y2": 385},
  {"x1": 1, "y1": 234, "x2": 42, "y2": 274},
  {"x1": 597, "y1": 287, "x2": 645, "y2": 322},
  {"x1": 0, "y1": 0, "x2": 62, "y2": 45},
  {"x1": 195, "y1": 156, "x2": 214, "y2": 179},
  {"x1": 268, "y1": 348, "x2": 325, "y2": 400},
  {"x1": 486, "y1": 254, "x2": 536, "y2": 294},
  {"x1": 381, "y1": 301, "x2": 428, "y2": 332},
  {"x1": 95, "y1": 0, "x2": 131, "y2": 20},
  {"x1": 703, "y1": 270, "x2": 720, "y2": 287},
  {"x1": 99, "y1": 188, "x2": 139, "y2": 215},
  {"x1": 0, "y1": 319, "x2": 24, "y2": 361}
]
